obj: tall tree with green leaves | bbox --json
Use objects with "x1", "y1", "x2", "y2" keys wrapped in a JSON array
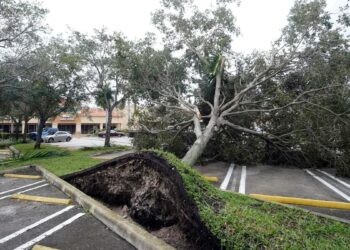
[
  {"x1": 72, "y1": 29, "x2": 131, "y2": 147},
  {"x1": 0, "y1": 0, "x2": 47, "y2": 88},
  {"x1": 22, "y1": 39, "x2": 87, "y2": 149}
]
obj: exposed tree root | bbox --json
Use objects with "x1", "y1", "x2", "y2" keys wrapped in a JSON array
[{"x1": 64, "y1": 152, "x2": 220, "y2": 249}]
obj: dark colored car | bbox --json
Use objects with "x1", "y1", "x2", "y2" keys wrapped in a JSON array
[{"x1": 97, "y1": 129, "x2": 126, "y2": 138}]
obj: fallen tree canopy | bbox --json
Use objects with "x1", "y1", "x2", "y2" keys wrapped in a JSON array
[{"x1": 65, "y1": 151, "x2": 350, "y2": 249}]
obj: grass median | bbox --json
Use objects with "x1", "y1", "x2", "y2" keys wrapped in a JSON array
[{"x1": 0, "y1": 143, "x2": 129, "y2": 176}]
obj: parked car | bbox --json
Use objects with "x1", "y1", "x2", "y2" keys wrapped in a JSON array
[
  {"x1": 29, "y1": 128, "x2": 58, "y2": 141},
  {"x1": 42, "y1": 131, "x2": 72, "y2": 143},
  {"x1": 97, "y1": 129, "x2": 126, "y2": 138}
]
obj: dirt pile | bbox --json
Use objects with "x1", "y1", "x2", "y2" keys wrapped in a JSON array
[{"x1": 64, "y1": 152, "x2": 220, "y2": 249}]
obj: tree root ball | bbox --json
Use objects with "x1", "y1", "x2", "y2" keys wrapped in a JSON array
[{"x1": 64, "y1": 152, "x2": 220, "y2": 249}]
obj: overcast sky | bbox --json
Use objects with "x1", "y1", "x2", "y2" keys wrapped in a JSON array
[{"x1": 35, "y1": 0, "x2": 346, "y2": 53}]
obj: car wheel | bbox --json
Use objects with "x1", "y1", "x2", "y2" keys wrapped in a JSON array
[
  {"x1": 66, "y1": 137, "x2": 72, "y2": 142},
  {"x1": 48, "y1": 138, "x2": 54, "y2": 143}
]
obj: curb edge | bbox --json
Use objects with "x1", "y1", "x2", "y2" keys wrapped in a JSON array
[{"x1": 35, "y1": 165, "x2": 175, "y2": 250}]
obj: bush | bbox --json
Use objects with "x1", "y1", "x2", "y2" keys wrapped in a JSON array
[
  {"x1": 133, "y1": 131, "x2": 195, "y2": 158},
  {"x1": 0, "y1": 139, "x2": 18, "y2": 149}
]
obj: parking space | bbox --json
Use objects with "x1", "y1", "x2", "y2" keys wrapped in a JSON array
[
  {"x1": 212, "y1": 163, "x2": 350, "y2": 221},
  {"x1": 194, "y1": 161, "x2": 230, "y2": 188},
  {"x1": 50, "y1": 136, "x2": 132, "y2": 149},
  {"x1": 0, "y1": 169, "x2": 135, "y2": 250},
  {"x1": 0, "y1": 149, "x2": 11, "y2": 160}
]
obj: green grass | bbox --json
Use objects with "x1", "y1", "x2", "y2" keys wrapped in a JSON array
[
  {"x1": 0, "y1": 143, "x2": 127, "y2": 176},
  {"x1": 153, "y1": 150, "x2": 350, "y2": 249}
]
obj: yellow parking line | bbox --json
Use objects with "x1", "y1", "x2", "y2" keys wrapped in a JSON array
[
  {"x1": 32, "y1": 245, "x2": 59, "y2": 250},
  {"x1": 204, "y1": 176, "x2": 219, "y2": 182},
  {"x1": 3, "y1": 174, "x2": 42, "y2": 180},
  {"x1": 11, "y1": 194, "x2": 72, "y2": 205},
  {"x1": 250, "y1": 194, "x2": 350, "y2": 210}
]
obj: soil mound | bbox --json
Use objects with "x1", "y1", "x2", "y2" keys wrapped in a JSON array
[{"x1": 64, "y1": 152, "x2": 220, "y2": 249}]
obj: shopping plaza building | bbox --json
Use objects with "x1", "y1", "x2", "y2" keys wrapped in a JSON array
[{"x1": 0, "y1": 107, "x2": 133, "y2": 135}]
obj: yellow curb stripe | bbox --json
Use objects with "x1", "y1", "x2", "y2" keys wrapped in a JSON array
[
  {"x1": 250, "y1": 194, "x2": 350, "y2": 210},
  {"x1": 32, "y1": 245, "x2": 59, "y2": 250},
  {"x1": 3, "y1": 174, "x2": 42, "y2": 180},
  {"x1": 11, "y1": 194, "x2": 72, "y2": 205},
  {"x1": 204, "y1": 176, "x2": 219, "y2": 182}
]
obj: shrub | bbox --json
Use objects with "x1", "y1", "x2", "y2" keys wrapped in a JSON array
[
  {"x1": 133, "y1": 131, "x2": 195, "y2": 158},
  {"x1": 0, "y1": 139, "x2": 18, "y2": 149}
]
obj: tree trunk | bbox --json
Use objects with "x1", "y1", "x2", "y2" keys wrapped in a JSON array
[
  {"x1": 14, "y1": 122, "x2": 20, "y2": 141},
  {"x1": 23, "y1": 118, "x2": 28, "y2": 143},
  {"x1": 34, "y1": 118, "x2": 46, "y2": 149},
  {"x1": 182, "y1": 118, "x2": 217, "y2": 166},
  {"x1": 104, "y1": 108, "x2": 113, "y2": 147}
]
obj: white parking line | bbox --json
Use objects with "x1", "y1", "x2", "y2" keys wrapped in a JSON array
[
  {"x1": 220, "y1": 163, "x2": 234, "y2": 190},
  {"x1": 317, "y1": 169, "x2": 350, "y2": 190},
  {"x1": 0, "y1": 181, "x2": 45, "y2": 195},
  {"x1": 0, "y1": 183, "x2": 49, "y2": 200},
  {"x1": 238, "y1": 166, "x2": 246, "y2": 194},
  {"x1": 14, "y1": 212, "x2": 85, "y2": 250},
  {"x1": 0, "y1": 205, "x2": 75, "y2": 244},
  {"x1": 305, "y1": 170, "x2": 350, "y2": 202}
]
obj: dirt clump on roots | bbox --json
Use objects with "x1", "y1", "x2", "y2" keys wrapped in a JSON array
[{"x1": 64, "y1": 152, "x2": 220, "y2": 249}]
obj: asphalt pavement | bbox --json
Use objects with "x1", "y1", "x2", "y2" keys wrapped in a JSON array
[
  {"x1": 0, "y1": 149, "x2": 11, "y2": 160},
  {"x1": 197, "y1": 163, "x2": 350, "y2": 221},
  {"x1": 0, "y1": 168, "x2": 135, "y2": 250}
]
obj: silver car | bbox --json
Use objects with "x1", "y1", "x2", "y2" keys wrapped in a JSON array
[{"x1": 42, "y1": 131, "x2": 72, "y2": 143}]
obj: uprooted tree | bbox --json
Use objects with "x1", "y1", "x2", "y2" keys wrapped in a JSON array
[{"x1": 131, "y1": 0, "x2": 350, "y2": 167}]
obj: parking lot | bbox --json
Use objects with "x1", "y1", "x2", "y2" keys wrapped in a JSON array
[
  {"x1": 0, "y1": 149, "x2": 11, "y2": 160},
  {"x1": 196, "y1": 163, "x2": 350, "y2": 221},
  {"x1": 0, "y1": 168, "x2": 134, "y2": 250},
  {"x1": 50, "y1": 136, "x2": 132, "y2": 149}
]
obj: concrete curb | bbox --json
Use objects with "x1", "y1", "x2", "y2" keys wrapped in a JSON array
[
  {"x1": 250, "y1": 194, "x2": 350, "y2": 210},
  {"x1": 35, "y1": 165, "x2": 175, "y2": 250},
  {"x1": 251, "y1": 195, "x2": 350, "y2": 225},
  {"x1": 221, "y1": 190, "x2": 350, "y2": 224},
  {"x1": 90, "y1": 150, "x2": 135, "y2": 158}
]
